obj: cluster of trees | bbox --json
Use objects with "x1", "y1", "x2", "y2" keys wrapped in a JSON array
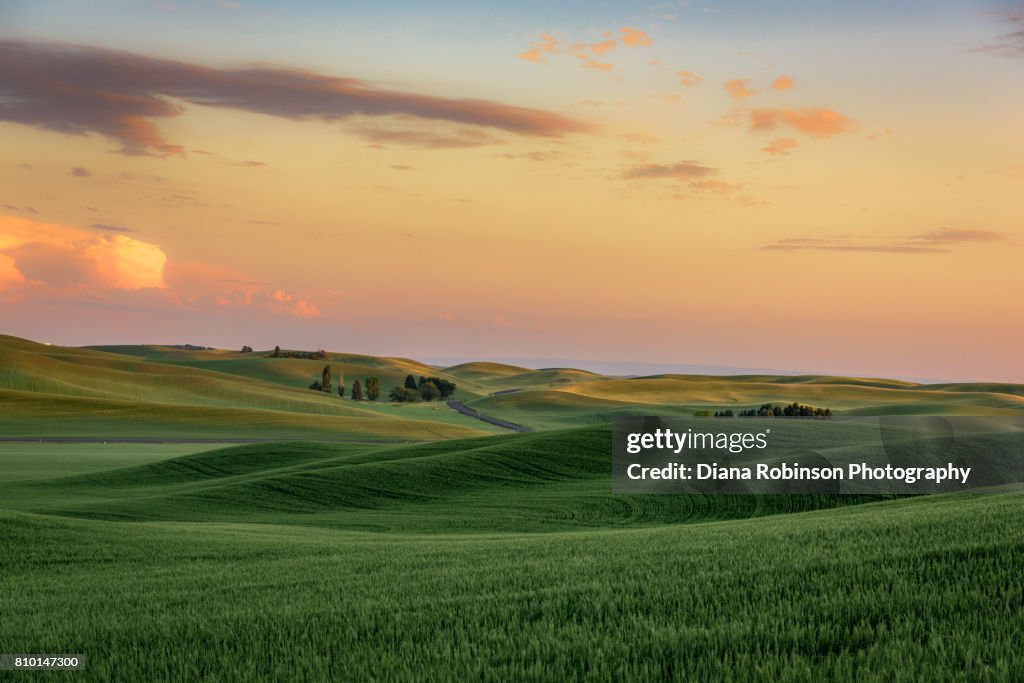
[
  {"x1": 721, "y1": 402, "x2": 832, "y2": 418},
  {"x1": 388, "y1": 374, "x2": 457, "y2": 403},
  {"x1": 271, "y1": 345, "x2": 328, "y2": 360},
  {"x1": 308, "y1": 365, "x2": 381, "y2": 400},
  {"x1": 240, "y1": 345, "x2": 253, "y2": 353}
]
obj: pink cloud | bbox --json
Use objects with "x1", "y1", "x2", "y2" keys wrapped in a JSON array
[
  {"x1": 725, "y1": 78, "x2": 756, "y2": 101},
  {"x1": 620, "y1": 28, "x2": 654, "y2": 47},
  {"x1": 761, "y1": 137, "x2": 799, "y2": 156},
  {"x1": 677, "y1": 70, "x2": 704, "y2": 87},
  {"x1": 750, "y1": 108, "x2": 856, "y2": 138}
]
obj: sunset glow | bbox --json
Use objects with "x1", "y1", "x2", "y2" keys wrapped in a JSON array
[{"x1": 1, "y1": 1, "x2": 1021, "y2": 381}]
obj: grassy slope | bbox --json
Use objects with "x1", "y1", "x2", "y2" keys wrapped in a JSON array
[
  {"x1": 1, "y1": 489, "x2": 1021, "y2": 680},
  {"x1": 1, "y1": 427, "x2": 892, "y2": 531},
  {"x1": 0, "y1": 336, "x2": 494, "y2": 440}
]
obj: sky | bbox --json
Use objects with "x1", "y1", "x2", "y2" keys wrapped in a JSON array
[{"x1": 1, "y1": 0, "x2": 1022, "y2": 382}]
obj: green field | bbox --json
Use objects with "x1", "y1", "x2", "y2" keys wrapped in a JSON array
[{"x1": 2, "y1": 335, "x2": 1023, "y2": 680}]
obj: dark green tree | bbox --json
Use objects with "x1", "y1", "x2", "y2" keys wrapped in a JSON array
[
  {"x1": 321, "y1": 365, "x2": 332, "y2": 393},
  {"x1": 404, "y1": 374, "x2": 417, "y2": 390},
  {"x1": 338, "y1": 382, "x2": 345, "y2": 398},
  {"x1": 419, "y1": 381, "x2": 441, "y2": 402},
  {"x1": 351, "y1": 379, "x2": 363, "y2": 401}
]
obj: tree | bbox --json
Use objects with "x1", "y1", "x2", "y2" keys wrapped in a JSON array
[
  {"x1": 404, "y1": 374, "x2": 417, "y2": 390},
  {"x1": 308, "y1": 379, "x2": 323, "y2": 391},
  {"x1": 338, "y1": 382, "x2": 345, "y2": 398},
  {"x1": 365, "y1": 377, "x2": 380, "y2": 401},
  {"x1": 351, "y1": 379, "x2": 363, "y2": 401},
  {"x1": 389, "y1": 385, "x2": 406, "y2": 402},
  {"x1": 272, "y1": 345, "x2": 281, "y2": 358},
  {"x1": 419, "y1": 380, "x2": 441, "y2": 402},
  {"x1": 321, "y1": 365, "x2": 332, "y2": 393},
  {"x1": 240, "y1": 345, "x2": 253, "y2": 353}
]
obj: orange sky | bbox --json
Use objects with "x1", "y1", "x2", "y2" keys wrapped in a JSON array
[{"x1": 1, "y1": 3, "x2": 1022, "y2": 381}]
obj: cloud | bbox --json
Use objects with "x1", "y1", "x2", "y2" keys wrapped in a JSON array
[
  {"x1": 492, "y1": 315, "x2": 510, "y2": 328},
  {"x1": 90, "y1": 223, "x2": 138, "y2": 233},
  {"x1": 0, "y1": 214, "x2": 166, "y2": 290},
  {"x1": 1, "y1": 213, "x2": 330, "y2": 319},
  {"x1": 590, "y1": 39, "x2": 617, "y2": 55},
  {"x1": 622, "y1": 161, "x2": 716, "y2": 180},
  {"x1": 689, "y1": 179, "x2": 740, "y2": 194},
  {"x1": 620, "y1": 28, "x2": 654, "y2": 47},
  {"x1": 761, "y1": 137, "x2": 799, "y2": 156},
  {"x1": 750, "y1": 107, "x2": 855, "y2": 138},
  {"x1": 70, "y1": 166, "x2": 92, "y2": 177},
  {"x1": 677, "y1": 70, "x2": 703, "y2": 87},
  {"x1": 762, "y1": 229, "x2": 1007, "y2": 254},
  {"x1": 351, "y1": 122, "x2": 503, "y2": 149},
  {"x1": 236, "y1": 160, "x2": 266, "y2": 167},
  {"x1": 0, "y1": 40, "x2": 589, "y2": 155},
  {"x1": 271, "y1": 289, "x2": 319, "y2": 318},
  {"x1": 771, "y1": 75, "x2": 794, "y2": 91},
  {"x1": 518, "y1": 33, "x2": 559, "y2": 63},
  {"x1": 724, "y1": 78, "x2": 756, "y2": 101},
  {"x1": 973, "y1": 9, "x2": 1024, "y2": 58},
  {"x1": 866, "y1": 128, "x2": 891, "y2": 141},
  {"x1": 909, "y1": 228, "x2": 1005, "y2": 244},
  {"x1": 576, "y1": 54, "x2": 614, "y2": 71},
  {"x1": 3, "y1": 204, "x2": 39, "y2": 214}
]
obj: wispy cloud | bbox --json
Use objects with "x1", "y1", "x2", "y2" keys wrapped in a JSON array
[
  {"x1": 677, "y1": 70, "x2": 703, "y2": 87},
  {"x1": 761, "y1": 138, "x2": 799, "y2": 156},
  {"x1": 70, "y1": 166, "x2": 92, "y2": 177},
  {"x1": 351, "y1": 123, "x2": 504, "y2": 149},
  {"x1": 750, "y1": 107, "x2": 855, "y2": 138},
  {"x1": 973, "y1": 9, "x2": 1024, "y2": 58},
  {"x1": 0, "y1": 40, "x2": 589, "y2": 155},
  {"x1": 725, "y1": 78, "x2": 756, "y2": 101},
  {"x1": 622, "y1": 160, "x2": 716, "y2": 180},
  {"x1": 762, "y1": 229, "x2": 1007, "y2": 254},
  {"x1": 771, "y1": 75, "x2": 794, "y2": 91},
  {"x1": 90, "y1": 223, "x2": 138, "y2": 234},
  {"x1": 518, "y1": 27, "x2": 652, "y2": 72}
]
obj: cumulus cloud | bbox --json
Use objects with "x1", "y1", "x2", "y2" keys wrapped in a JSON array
[
  {"x1": 749, "y1": 107, "x2": 855, "y2": 138},
  {"x1": 590, "y1": 39, "x2": 617, "y2": 55},
  {"x1": 0, "y1": 213, "x2": 327, "y2": 319},
  {"x1": 0, "y1": 214, "x2": 166, "y2": 290},
  {"x1": 0, "y1": 40, "x2": 588, "y2": 155}
]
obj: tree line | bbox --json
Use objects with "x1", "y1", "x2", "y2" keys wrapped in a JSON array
[
  {"x1": 388, "y1": 375, "x2": 456, "y2": 403},
  {"x1": 699, "y1": 402, "x2": 832, "y2": 418},
  {"x1": 306, "y1": 368, "x2": 454, "y2": 403}
]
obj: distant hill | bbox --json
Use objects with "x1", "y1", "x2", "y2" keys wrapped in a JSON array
[{"x1": 1, "y1": 335, "x2": 1021, "y2": 437}]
